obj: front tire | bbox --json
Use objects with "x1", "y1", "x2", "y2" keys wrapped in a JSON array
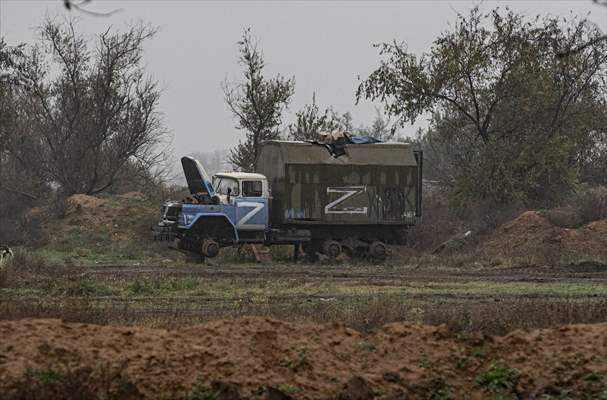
[{"x1": 202, "y1": 239, "x2": 220, "y2": 258}]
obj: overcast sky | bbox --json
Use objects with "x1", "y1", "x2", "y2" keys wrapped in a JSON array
[{"x1": 2, "y1": 0, "x2": 606, "y2": 160}]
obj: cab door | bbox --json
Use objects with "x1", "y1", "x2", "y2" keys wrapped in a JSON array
[{"x1": 235, "y1": 180, "x2": 268, "y2": 231}]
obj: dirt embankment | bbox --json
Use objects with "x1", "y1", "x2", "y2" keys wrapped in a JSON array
[
  {"x1": 482, "y1": 211, "x2": 607, "y2": 263},
  {"x1": 22, "y1": 192, "x2": 175, "y2": 262},
  {"x1": 1, "y1": 317, "x2": 606, "y2": 399},
  {"x1": 61, "y1": 192, "x2": 157, "y2": 243},
  {"x1": 25, "y1": 192, "x2": 158, "y2": 246}
]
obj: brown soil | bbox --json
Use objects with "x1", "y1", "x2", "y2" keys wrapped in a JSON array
[
  {"x1": 1, "y1": 317, "x2": 606, "y2": 399},
  {"x1": 42, "y1": 192, "x2": 160, "y2": 248},
  {"x1": 483, "y1": 211, "x2": 607, "y2": 262}
]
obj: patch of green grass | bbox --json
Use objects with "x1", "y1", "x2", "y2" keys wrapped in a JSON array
[
  {"x1": 127, "y1": 279, "x2": 158, "y2": 296},
  {"x1": 471, "y1": 347, "x2": 486, "y2": 359},
  {"x1": 418, "y1": 354, "x2": 431, "y2": 369},
  {"x1": 430, "y1": 387, "x2": 452, "y2": 400},
  {"x1": 538, "y1": 393, "x2": 575, "y2": 400},
  {"x1": 181, "y1": 382, "x2": 216, "y2": 400},
  {"x1": 281, "y1": 349, "x2": 310, "y2": 373},
  {"x1": 274, "y1": 384, "x2": 302, "y2": 395},
  {"x1": 56, "y1": 279, "x2": 117, "y2": 297},
  {"x1": 476, "y1": 363, "x2": 518, "y2": 395},
  {"x1": 25, "y1": 368, "x2": 63, "y2": 385},
  {"x1": 456, "y1": 355, "x2": 473, "y2": 370},
  {"x1": 584, "y1": 371, "x2": 606, "y2": 382}
]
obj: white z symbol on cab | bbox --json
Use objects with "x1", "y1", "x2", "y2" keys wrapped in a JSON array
[{"x1": 236, "y1": 201, "x2": 265, "y2": 229}]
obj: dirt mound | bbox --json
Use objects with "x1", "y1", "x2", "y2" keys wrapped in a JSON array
[
  {"x1": 483, "y1": 211, "x2": 607, "y2": 264},
  {"x1": 1, "y1": 317, "x2": 606, "y2": 399},
  {"x1": 27, "y1": 193, "x2": 170, "y2": 263}
]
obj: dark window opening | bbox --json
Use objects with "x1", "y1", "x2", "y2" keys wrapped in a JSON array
[{"x1": 242, "y1": 180, "x2": 263, "y2": 197}]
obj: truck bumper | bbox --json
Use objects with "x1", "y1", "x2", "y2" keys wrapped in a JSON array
[{"x1": 151, "y1": 221, "x2": 179, "y2": 241}]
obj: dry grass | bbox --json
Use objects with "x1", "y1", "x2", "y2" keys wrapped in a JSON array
[
  {"x1": 3, "y1": 252, "x2": 607, "y2": 336},
  {"x1": 3, "y1": 293, "x2": 606, "y2": 336}
]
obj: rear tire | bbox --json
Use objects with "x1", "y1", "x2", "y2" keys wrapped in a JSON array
[
  {"x1": 322, "y1": 240, "x2": 342, "y2": 258},
  {"x1": 369, "y1": 240, "x2": 387, "y2": 261}
]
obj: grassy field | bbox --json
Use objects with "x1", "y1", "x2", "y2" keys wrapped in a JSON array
[
  {"x1": 2, "y1": 252, "x2": 606, "y2": 335},
  {"x1": 3, "y1": 191, "x2": 606, "y2": 337}
]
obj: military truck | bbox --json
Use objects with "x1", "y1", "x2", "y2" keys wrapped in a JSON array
[{"x1": 154, "y1": 140, "x2": 422, "y2": 260}]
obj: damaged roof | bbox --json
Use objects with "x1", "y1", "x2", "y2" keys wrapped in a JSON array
[{"x1": 260, "y1": 140, "x2": 418, "y2": 166}]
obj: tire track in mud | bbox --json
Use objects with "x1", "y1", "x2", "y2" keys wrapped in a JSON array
[
  {"x1": 83, "y1": 262, "x2": 607, "y2": 284},
  {"x1": 4, "y1": 262, "x2": 606, "y2": 325},
  {"x1": 4, "y1": 291, "x2": 606, "y2": 320}
]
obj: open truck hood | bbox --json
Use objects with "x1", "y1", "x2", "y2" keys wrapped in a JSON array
[{"x1": 181, "y1": 156, "x2": 215, "y2": 197}]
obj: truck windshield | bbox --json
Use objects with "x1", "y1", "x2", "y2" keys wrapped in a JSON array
[{"x1": 215, "y1": 177, "x2": 240, "y2": 196}]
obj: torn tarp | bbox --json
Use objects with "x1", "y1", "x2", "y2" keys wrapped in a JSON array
[
  {"x1": 315, "y1": 129, "x2": 383, "y2": 157},
  {"x1": 347, "y1": 135, "x2": 383, "y2": 145}
]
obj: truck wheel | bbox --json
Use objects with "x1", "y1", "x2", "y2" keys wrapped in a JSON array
[
  {"x1": 369, "y1": 240, "x2": 387, "y2": 261},
  {"x1": 322, "y1": 240, "x2": 342, "y2": 258},
  {"x1": 201, "y1": 239, "x2": 220, "y2": 258}
]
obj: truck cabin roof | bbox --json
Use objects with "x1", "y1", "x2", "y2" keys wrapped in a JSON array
[{"x1": 214, "y1": 172, "x2": 267, "y2": 180}]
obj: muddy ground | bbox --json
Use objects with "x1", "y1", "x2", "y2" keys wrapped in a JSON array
[
  {"x1": 2, "y1": 258, "x2": 607, "y2": 399},
  {"x1": 82, "y1": 261, "x2": 607, "y2": 284},
  {"x1": 4, "y1": 191, "x2": 607, "y2": 398},
  {"x1": 3, "y1": 262, "x2": 607, "y2": 331},
  {"x1": 1, "y1": 316, "x2": 607, "y2": 399}
]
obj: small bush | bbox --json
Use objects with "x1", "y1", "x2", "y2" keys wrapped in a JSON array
[
  {"x1": 181, "y1": 383, "x2": 217, "y2": 400},
  {"x1": 6, "y1": 367, "x2": 96, "y2": 400},
  {"x1": 574, "y1": 185, "x2": 607, "y2": 223},
  {"x1": 25, "y1": 368, "x2": 64, "y2": 385},
  {"x1": 584, "y1": 371, "x2": 606, "y2": 382},
  {"x1": 406, "y1": 192, "x2": 464, "y2": 251},
  {"x1": 476, "y1": 363, "x2": 518, "y2": 395},
  {"x1": 541, "y1": 207, "x2": 583, "y2": 228}
]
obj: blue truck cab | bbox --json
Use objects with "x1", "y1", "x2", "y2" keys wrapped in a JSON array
[{"x1": 154, "y1": 157, "x2": 272, "y2": 257}]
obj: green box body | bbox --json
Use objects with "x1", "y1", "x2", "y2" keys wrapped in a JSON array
[{"x1": 257, "y1": 141, "x2": 422, "y2": 230}]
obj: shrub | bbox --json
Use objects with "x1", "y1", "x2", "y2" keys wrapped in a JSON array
[
  {"x1": 405, "y1": 191, "x2": 463, "y2": 251},
  {"x1": 575, "y1": 185, "x2": 607, "y2": 223},
  {"x1": 476, "y1": 363, "x2": 518, "y2": 395}
]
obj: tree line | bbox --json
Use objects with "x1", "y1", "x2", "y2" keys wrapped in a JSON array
[
  {"x1": 0, "y1": 18, "x2": 169, "y2": 243},
  {"x1": 2, "y1": 7, "x2": 607, "y2": 245},
  {"x1": 225, "y1": 8, "x2": 607, "y2": 212},
  {"x1": 358, "y1": 8, "x2": 607, "y2": 208}
]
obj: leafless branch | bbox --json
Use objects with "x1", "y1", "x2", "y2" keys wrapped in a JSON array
[{"x1": 557, "y1": 34, "x2": 607, "y2": 57}]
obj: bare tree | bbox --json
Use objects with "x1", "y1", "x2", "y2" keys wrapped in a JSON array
[
  {"x1": 223, "y1": 29, "x2": 295, "y2": 172},
  {"x1": 7, "y1": 17, "x2": 168, "y2": 195}
]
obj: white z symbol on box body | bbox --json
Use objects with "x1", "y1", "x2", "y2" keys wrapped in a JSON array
[
  {"x1": 324, "y1": 186, "x2": 368, "y2": 214},
  {"x1": 237, "y1": 202, "x2": 265, "y2": 228}
]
